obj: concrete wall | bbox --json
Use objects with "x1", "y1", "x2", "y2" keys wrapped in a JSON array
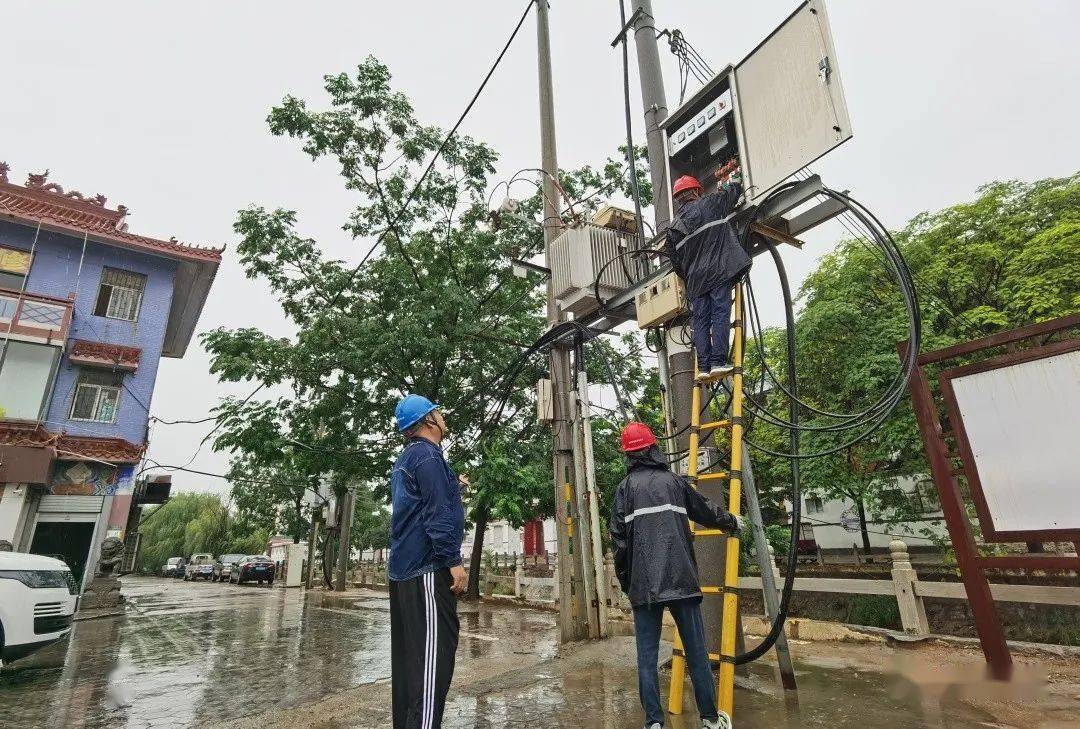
[{"x1": 2, "y1": 220, "x2": 177, "y2": 447}]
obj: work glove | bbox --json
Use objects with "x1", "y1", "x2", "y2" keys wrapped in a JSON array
[{"x1": 729, "y1": 514, "x2": 747, "y2": 534}]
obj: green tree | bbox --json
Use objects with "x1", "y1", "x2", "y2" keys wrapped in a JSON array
[
  {"x1": 202, "y1": 57, "x2": 652, "y2": 585},
  {"x1": 136, "y1": 493, "x2": 268, "y2": 573},
  {"x1": 747, "y1": 174, "x2": 1079, "y2": 545}
]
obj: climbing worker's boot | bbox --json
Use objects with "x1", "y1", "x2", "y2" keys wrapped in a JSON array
[{"x1": 709, "y1": 363, "x2": 734, "y2": 380}]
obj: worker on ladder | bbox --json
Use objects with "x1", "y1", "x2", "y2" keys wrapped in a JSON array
[
  {"x1": 666, "y1": 163, "x2": 749, "y2": 381},
  {"x1": 610, "y1": 421, "x2": 745, "y2": 729}
]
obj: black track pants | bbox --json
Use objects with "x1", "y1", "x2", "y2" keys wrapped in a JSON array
[{"x1": 390, "y1": 568, "x2": 459, "y2": 729}]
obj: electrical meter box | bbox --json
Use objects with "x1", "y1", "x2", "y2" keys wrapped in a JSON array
[
  {"x1": 536, "y1": 378, "x2": 554, "y2": 423},
  {"x1": 551, "y1": 223, "x2": 637, "y2": 316},
  {"x1": 636, "y1": 271, "x2": 685, "y2": 329},
  {"x1": 660, "y1": 0, "x2": 852, "y2": 202}
]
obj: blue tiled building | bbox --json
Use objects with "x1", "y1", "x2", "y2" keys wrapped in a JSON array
[{"x1": 0, "y1": 163, "x2": 220, "y2": 587}]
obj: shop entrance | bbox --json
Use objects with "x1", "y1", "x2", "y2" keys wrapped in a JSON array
[{"x1": 31, "y1": 521, "x2": 95, "y2": 584}]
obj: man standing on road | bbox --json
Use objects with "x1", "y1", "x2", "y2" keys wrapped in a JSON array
[
  {"x1": 610, "y1": 421, "x2": 744, "y2": 729},
  {"x1": 389, "y1": 394, "x2": 467, "y2": 729}
]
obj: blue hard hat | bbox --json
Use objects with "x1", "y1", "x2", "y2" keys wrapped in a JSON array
[{"x1": 395, "y1": 394, "x2": 439, "y2": 432}]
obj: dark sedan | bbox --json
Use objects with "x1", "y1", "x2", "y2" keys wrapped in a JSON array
[
  {"x1": 230, "y1": 555, "x2": 275, "y2": 585},
  {"x1": 212, "y1": 554, "x2": 244, "y2": 583},
  {"x1": 161, "y1": 557, "x2": 186, "y2": 578}
]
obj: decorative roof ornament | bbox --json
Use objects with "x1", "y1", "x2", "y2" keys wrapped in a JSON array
[
  {"x1": 0, "y1": 161, "x2": 9, "y2": 183},
  {"x1": 24, "y1": 169, "x2": 110, "y2": 207}
]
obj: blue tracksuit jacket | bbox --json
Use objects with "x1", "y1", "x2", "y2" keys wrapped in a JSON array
[{"x1": 388, "y1": 437, "x2": 465, "y2": 581}]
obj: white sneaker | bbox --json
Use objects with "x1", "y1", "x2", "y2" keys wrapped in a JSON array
[
  {"x1": 702, "y1": 711, "x2": 733, "y2": 729},
  {"x1": 695, "y1": 368, "x2": 711, "y2": 383},
  {"x1": 709, "y1": 363, "x2": 734, "y2": 379},
  {"x1": 646, "y1": 724, "x2": 663, "y2": 729}
]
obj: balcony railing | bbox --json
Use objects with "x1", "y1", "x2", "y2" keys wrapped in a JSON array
[{"x1": 0, "y1": 289, "x2": 74, "y2": 345}]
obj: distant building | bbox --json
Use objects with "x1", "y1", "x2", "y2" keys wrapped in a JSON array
[
  {"x1": 791, "y1": 476, "x2": 948, "y2": 557},
  {"x1": 0, "y1": 163, "x2": 221, "y2": 590},
  {"x1": 461, "y1": 518, "x2": 554, "y2": 559}
]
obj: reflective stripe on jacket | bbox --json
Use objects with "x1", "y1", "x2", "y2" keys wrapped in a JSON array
[
  {"x1": 609, "y1": 445, "x2": 737, "y2": 607},
  {"x1": 665, "y1": 181, "x2": 751, "y2": 300}
]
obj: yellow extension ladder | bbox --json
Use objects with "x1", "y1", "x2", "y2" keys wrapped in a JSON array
[{"x1": 668, "y1": 282, "x2": 745, "y2": 725}]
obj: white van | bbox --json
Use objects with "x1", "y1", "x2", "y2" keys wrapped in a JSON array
[{"x1": 0, "y1": 551, "x2": 79, "y2": 666}]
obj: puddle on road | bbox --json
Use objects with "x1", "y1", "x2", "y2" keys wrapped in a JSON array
[
  {"x1": 0, "y1": 581, "x2": 560, "y2": 729},
  {"x1": 0, "y1": 587, "x2": 393, "y2": 728},
  {"x1": 0, "y1": 579, "x2": 1060, "y2": 728},
  {"x1": 440, "y1": 656, "x2": 1015, "y2": 729}
]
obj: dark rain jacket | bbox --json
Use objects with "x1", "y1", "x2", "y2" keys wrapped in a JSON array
[
  {"x1": 665, "y1": 181, "x2": 751, "y2": 301},
  {"x1": 388, "y1": 436, "x2": 465, "y2": 582},
  {"x1": 609, "y1": 446, "x2": 738, "y2": 607}
]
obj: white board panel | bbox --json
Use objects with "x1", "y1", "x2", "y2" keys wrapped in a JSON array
[
  {"x1": 733, "y1": 0, "x2": 852, "y2": 198},
  {"x1": 950, "y1": 350, "x2": 1080, "y2": 534}
]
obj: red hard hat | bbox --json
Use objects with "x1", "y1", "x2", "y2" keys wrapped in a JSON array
[
  {"x1": 620, "y1": 421, "x2": 658, "y2": 452},
  {"x1": 672, "y1": 175, "x2": 703, "y2": 196}
]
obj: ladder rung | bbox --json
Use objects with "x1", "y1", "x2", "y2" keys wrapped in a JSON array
[
  {"x1": 700, "y1": 586, "x2": 722, "y2": 594},
  {"x1": 696, "y1": 471, "x2": 730, "y2": 482},
  {"x1": 691, "y1": 528, "x2": 726, "y2": 537},
  {"x1": 698, "y1": 419, "x2": 730, "y2": 431}
]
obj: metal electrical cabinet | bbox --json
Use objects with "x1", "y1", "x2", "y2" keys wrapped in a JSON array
[
  {"x1": 550, "y1": 223, "x2": 636, "y2": 316},
  {"x1": 661, "y1": 0, "x2": 852, "y2": 202},
  {"x1": 635, "y1": 272, "x2": 685, "y2": 329}
]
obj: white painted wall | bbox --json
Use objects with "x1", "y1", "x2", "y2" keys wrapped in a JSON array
[
  {"x1": 0, "y1": 483, "x2": 28, "y2": 544},
  {"x1": 793, "y1": 476, "x2": 948, "y2": 550}
]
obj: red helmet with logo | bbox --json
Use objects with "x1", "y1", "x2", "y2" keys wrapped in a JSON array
[
  {"x1": 620, "y1": 421, "x2": 658, "y2": 452},
  {"x1": 672, "y1": 175, "x2": 703, "y2": 196}
]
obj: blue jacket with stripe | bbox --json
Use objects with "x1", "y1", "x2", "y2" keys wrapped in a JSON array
[
  {"x1": 388, "y1": 437, "x2": 465, "y2": 582},
  {"x1": 609, "y1": 445, "x2": 737, "y2": 607}
]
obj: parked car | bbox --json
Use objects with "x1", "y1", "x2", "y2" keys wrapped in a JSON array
[
  {"x1": 161, "y1": 557, "x2": 186, "y2": 578},
  {"x1": 0, "y1": 551, "x2": 79, "y2": 666},
  {"x1": 184, "y1": 554, "x2": 215, "y2": 581},
  {"x1": 231, "y1": 555, "x2": 275, "y2": 585},
  {"x1": 212, "y1": 554, "x2": 244, "y2": 583}
]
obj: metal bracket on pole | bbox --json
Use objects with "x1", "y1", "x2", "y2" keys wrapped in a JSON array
[{"x1": 742, "y1": 445, "x2": 798, "y2": 692}]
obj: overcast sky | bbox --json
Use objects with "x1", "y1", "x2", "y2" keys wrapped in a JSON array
[{"x1": 5, "y1": 1, "x2": 1078, "y2": 497}]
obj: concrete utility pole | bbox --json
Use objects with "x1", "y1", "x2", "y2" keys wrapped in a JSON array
[
  {"x1": 628, "y1": 0, "x2": 720, "y2": 654},
  {"x1": 577, "y1": 368, "x2": 609, "y2": 637},
  {"x1": 537, "y1": 0, "x2": 588, "y2": 642},
  {"x1": 626, "y1": 0, "x2": 693, "y2": 464},
  {"x1": 335, "y1": 486, "x2": 356, "y2": 591},
  {"x1": 305, "y1": 515, "x2": 319, "y2": 590}
]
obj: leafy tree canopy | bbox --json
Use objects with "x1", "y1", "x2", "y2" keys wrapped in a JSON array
[{"x1": 745, "y1": 173, "x2": 1079, "y2": 545}]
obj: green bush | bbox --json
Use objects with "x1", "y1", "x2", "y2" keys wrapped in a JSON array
[{"x1": 845, "y1": 595, "x2": 901, "y2": 630}]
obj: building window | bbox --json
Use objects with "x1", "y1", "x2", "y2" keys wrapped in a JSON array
[
  {"x1": 94, "y1": 268, "x2": 146, "y2": 322},
  {"x1": 0, "y1": 245, "x2": 32, "y2": 291},
  {"x1": 912, "y1": 480, "x2": 941, "y2": 513},
  {"x1": 0, "y1": 341, "x2": 60, "y2": 420},
  {"x1": 805, "y1": 495, "x2": 824, "y2": 515},
  {"x1": 69, "y1": 370, "x2": 122, "y2": 423}
]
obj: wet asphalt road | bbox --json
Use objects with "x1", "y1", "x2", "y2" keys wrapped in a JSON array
[
  {"x1": 2, "y1": 577, "x2": 1075, "y2": 728},
  {"x1": 0, "y1": 576, "x2": 557, "y2": 729}
]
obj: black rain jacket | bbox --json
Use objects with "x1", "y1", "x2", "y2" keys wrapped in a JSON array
[
  {"x1": 665, "y1": 182, "x2": 751, "y2": 301},
  {"x1": 609, "y1": 445, "x2": 738, "y2": 607}
]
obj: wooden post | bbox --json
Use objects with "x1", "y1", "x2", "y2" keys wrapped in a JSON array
[
  {"x1": 890, "y1": 540, "x2": 930, "y2": 637},
  {"x1": 515, "y1": 561, "x2": 525, "y2": 598},
  {"x1": 902, "y1": 340, "x2": 1012, "y2": 678}
]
